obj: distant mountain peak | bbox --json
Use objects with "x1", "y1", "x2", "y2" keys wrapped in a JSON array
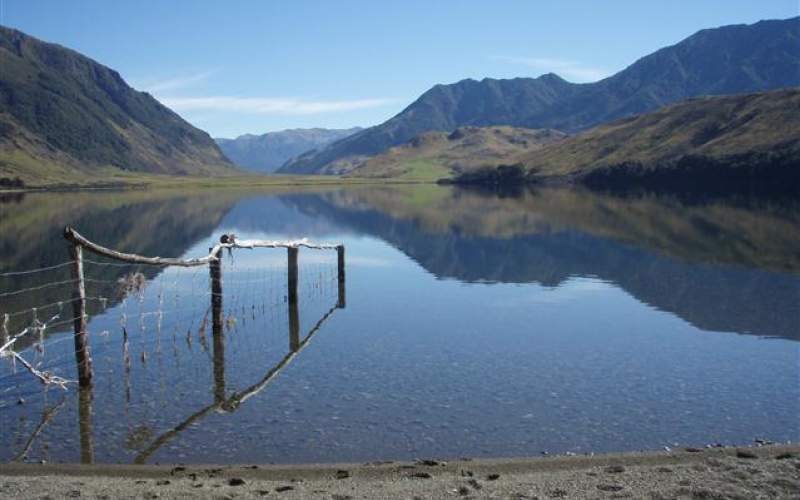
[
  {"x1": 281, "y1": 16, "x2": 800, "y2": 174},
  {"x1": 537, "y1": 72, "x2": 566, "y2": 82},
  {"x1": 215, "y1": 127, "x2": 363, "y2": 173}
]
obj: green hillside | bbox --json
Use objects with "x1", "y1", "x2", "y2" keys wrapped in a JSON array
[
  {"x1": 0, "y1": 26, "x2": 237, "y2": 185},
  {"x1": 511, "y1": 88, "x2": 800, "y2": 190},
  {"x1": 341, "y1": 126, "x2": 566, "y2": 181}
]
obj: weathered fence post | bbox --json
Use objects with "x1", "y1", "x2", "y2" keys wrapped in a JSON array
[
  {"x1": 1, "y1": 313, "x2": 8, "y2": 348},
  {"x1": 65, "y1": 235, "x2": 93, "y2": 388},
  {"x1": 209, "y1": 246, "x2": 225, "y2": 403},
  {"x1": 336, "y1": 245, "x2": 346, "y2": 309},
  {"x1": 287, "y1": 246, "x2": 300, "y2": 351},
  {"x1": 78, "y1": 385, "x2": 95, "y2": 464}
]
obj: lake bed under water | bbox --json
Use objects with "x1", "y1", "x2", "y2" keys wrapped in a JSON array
[{"x1": 1, "y1": 185, "x2": 798, "y2": 464}]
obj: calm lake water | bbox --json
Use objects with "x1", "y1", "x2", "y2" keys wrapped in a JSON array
[{"x1": 0, "y1": 185, "x2": 798, "y2": 464}]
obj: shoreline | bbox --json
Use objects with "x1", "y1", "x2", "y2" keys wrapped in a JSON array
[
  {"x1": 2, "y1": 444, "x2": 798, "y2": 498},
  {"x1": 0, "y1": 175, "x2": 434, "y2": 194}
]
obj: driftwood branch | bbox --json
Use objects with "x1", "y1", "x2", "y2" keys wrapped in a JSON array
[
  {"x1": 0, "y1": 325, "x2": 32, "y2": 356},
  {"x1": 4, "y1": 349, "x2": 73, "y2": 389},
  {"x1": 0, "y1": 336, "x2": 18, "y2": 356},
  {"x1": 1, "y1": 305, "x2": 73, "y2": 389}
]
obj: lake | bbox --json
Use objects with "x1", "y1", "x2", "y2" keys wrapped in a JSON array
[{"x1": 0, "y1": 185, "x2": 798, "y2": 464}]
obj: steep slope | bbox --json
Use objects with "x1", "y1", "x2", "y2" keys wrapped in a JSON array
[
  {"x1": 280, "y1": 74, "x2": 575, "y2": 174},
  {"x1": 216, "y1": 127, "x2": 361, "y2": 173},
  {"x1": 0, "y1": 26, "x2": 236, "y2": 184},
  {"x1": 337, "y1": 126, "x2": 566, "y2": 180},
  {"x1": 504, "y1": 88, "x2": 799, "y2": 191},
  {"x1": 281, "y1": 17, "x2": 800, "y2": 174}
]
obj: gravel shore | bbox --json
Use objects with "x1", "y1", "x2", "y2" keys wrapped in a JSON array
[{"x1": 1, "y1": 445, "x2": 798, "y2": 499}]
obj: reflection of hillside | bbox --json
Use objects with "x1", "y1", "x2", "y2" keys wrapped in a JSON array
[
  {"x1": 0, "y1": 190, "x2": 242, "y2": 344},
  {"x1": 218, "y1": 194, "x2": 344, "y2": 236},
  {"x1": 282, "y1": 187, "x2": 800, "y2": 340},
  {"x1": 315, "y1": 186, "x2": 800, "y2": 273}
]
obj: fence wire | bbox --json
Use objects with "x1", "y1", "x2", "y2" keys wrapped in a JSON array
[{"x1": 2, "y1": 246, "x2": 341, "y2": 415}]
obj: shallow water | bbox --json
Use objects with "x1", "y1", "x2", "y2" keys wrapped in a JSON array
[{"x1": 0, "y1": 185, "x2": 798, "y2": 464}]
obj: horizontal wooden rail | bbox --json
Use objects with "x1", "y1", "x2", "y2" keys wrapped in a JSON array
[
  {"x1": 229, "y1": 237, "x2": 341, "y2": 251},
  {"x1": 64, "y1": 227, "x2": 225, "y2": 267},
  {"x1": 64, "y1": 227, "x2": 341, "y2": 267},
  {"x1": 58, "y1": 226, "x2": 345, "y2": 391}
]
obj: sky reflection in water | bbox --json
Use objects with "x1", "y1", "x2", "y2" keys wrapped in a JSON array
[{"x1": 0, "y1": 186, "x2": 797, "y2": 464}]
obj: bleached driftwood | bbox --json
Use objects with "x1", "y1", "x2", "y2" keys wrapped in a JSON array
[
  {"x1": 1, "y1": 328, "x2": 73, "y2": 388},
  {"x1": 3, "y1": 349, "x2": 72, "y2": 389},
  {"x1": 1, "y1": 314, "x2": 75, "y2": 389}
]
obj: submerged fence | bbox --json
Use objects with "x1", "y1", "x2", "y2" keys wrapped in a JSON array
[
  {"x1": 1, "y1": 227, "x2": 346, "y2": 390},
  {"x1": 1, "y1": 227, "x2": 347, "y2": 463}
]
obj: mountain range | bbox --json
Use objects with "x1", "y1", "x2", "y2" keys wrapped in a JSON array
[
  {"x1": 0, "y1": 25, "x2": 236, "y2": 185},
  {"x1": 520, "y1": 88, "x2": 800, "y2": 189},
  {"x1": 215, "y1": 127, "x2": 361, "y2": 173},
  {"x1": 1, "y1": 16, "x2": 798, "y2": 188},
  {"x1": 280, "y1": 17, "x2": 800, "y2": 175},
  {"x1": 447, "y1": 87, "x2": 799, "y2": 193}
]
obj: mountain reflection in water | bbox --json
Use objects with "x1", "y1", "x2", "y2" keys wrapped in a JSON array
[
  {"x1": 275, "y1": 186, "x2": 800, "y2": 340},
  {"x1": 0, "y1": 185, "x2": 797, "y2": 464}
]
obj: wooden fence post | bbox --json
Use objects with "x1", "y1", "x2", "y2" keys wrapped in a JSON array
[
  {"x1": 1, "y1": 313, "x2": 8, "y2": 348},
  {"x1": 287, "y1": 247, "x2": 300, "y2": 352},
  {"x1": 336, "y1": 245, "x2": 346, "y2": 309},
  {"x1": 209, "y1": 246, "x2": 225, "y2": 403},
  {"x1": 67, "y1": 242, "x2": 93, "y2": 387},
  {"x1": 78, "y1": 385, "x2": 95, "y2": 464}
]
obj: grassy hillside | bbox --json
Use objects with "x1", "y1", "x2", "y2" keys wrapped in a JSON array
[
  {"x1": 0, "y1": 26, "x2": 237, "y2": 185},
  {"x1": 281, "y1": 17, "x2": 800, "y2": 174},
  {"x1": 335, "y1": 126, "x2": 566, "y2": 181},
  {"x1": 509, "y1": 88, "x2": 800, "y2": 189}
]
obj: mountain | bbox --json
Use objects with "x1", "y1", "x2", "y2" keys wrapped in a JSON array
[
  {"x1": 0, "y1": 26, "x2": 236, "y2": 185},
  {"x1": 454, "y1": 88, "x2": 798, "y2": 193},
  {"x1": 280, "y1": 17, "x2": 800, "y2": 174},
  {"x1": 216, "y1": 127, "x2": 361, "y2": 173},
  {"x1": 333, "y1": 126, "x2": 566, "y2": 180}
]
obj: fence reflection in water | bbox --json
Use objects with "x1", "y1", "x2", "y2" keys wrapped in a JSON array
[{"x1": 0, "y1": 229, "x2": 345, "y2": 463}]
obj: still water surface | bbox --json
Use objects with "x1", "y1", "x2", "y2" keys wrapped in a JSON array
[{"x1": 0, "y1": 186, "x2": 798, "y2": 464}]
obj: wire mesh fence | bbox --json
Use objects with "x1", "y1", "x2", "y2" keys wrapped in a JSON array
[
  {"x1": 1, "y1": 230, "x2": 345, "y2": 463},
  {"x1": 1, "y1": 230, "x2": 344, "y2": 406}
]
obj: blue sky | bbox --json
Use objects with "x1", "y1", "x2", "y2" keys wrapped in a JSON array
[{"x1": 2, "y1": 1, "x2": 797, "y2": 138}]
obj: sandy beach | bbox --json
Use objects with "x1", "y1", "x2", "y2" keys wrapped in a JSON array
[{"x1": 1, "y1": 444, "x2": 797, "y2": 499}]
